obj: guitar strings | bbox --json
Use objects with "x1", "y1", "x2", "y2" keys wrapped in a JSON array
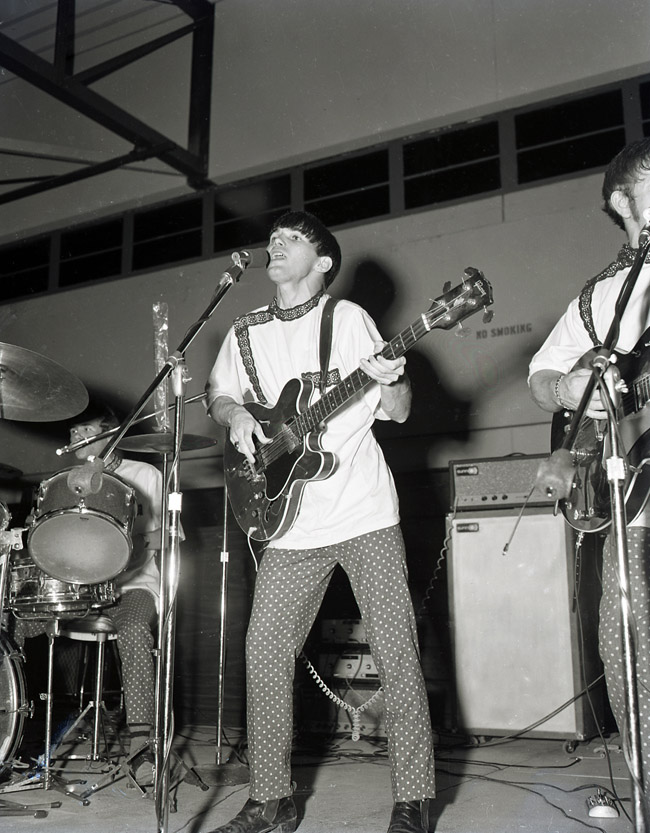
[{"x1": 250, "y1": 312, "x2": 461, "y2": 471}]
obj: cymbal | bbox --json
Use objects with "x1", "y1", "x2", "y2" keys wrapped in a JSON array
[
  {"x1": 117, "y1": 432, "x2": 218, "y2": 454},
  {"x1": 0, "y1": 343, "x2": 88, "y2": 422}
]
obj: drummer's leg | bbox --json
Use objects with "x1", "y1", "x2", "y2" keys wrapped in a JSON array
[
  {"x1": 103, "y1": 589, "x2": 156, "y2": 750},
  {"x1": 9, "y1": 616, "x2": 46, "y2": 647}
]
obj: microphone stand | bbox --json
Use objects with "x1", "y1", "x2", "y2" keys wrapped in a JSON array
[
  {"x1": 154, "y1": 361, "x2": 185, "y2": 833},
  {"x1": 537, "y1": 235, "x2": 650, "y2": 832},
  {"x1": 65, "y1": 257, "x2": 253, "y2": 829}
]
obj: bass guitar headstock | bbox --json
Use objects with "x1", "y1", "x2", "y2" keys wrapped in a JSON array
[{"x1": 425, "y1": 267, "x2": 494, "y2": 334}]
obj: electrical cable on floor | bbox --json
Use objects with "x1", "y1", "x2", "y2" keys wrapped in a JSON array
[{"x1": 434, "y1": 767, "x2": 613, "y2": 832}]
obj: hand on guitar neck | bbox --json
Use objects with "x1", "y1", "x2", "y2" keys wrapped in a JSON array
[{"x1": 359, "y1": 340, "x2": 411, "y2": 423}]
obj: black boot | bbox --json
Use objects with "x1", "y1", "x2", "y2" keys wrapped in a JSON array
[
  {"x1": 206, "y1": 797, "x2": 297, "y2": 833},
  {"x1": 387, "y1": 799, "x2": 431, "y2": 833}
]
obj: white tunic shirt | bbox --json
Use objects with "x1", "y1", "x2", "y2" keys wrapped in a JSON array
[
  {"x1": 114, "y1": 458, "x2": 163, "y2": 606},
  {"x1": 207, "y1": 294, "x2": 400, "y2": 549}
]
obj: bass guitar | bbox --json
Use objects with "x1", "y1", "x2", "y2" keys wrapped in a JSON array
[
  {"x1": 550, "y1": 325, "x2": 650, "y2": 532},
  {"x1": 224, "y1": 268, "x2": 494, "y2": 541}
]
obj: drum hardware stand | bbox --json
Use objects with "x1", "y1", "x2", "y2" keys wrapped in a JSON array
[
  {"x1": 537, "y1": 234, "x2": 650, "y2": 833},
  {"x1": 0, "y1": 530, "x2": 68, "y2": 817},
  {"x1": 50, "y1": 626, "x2": 126, "y2": 767},
  {"x1": 54, "y1": 392, "x2": 207, "y2": 457},
  {"x1": 0, "y1": 620, "x2": 91, "y2": 806}
]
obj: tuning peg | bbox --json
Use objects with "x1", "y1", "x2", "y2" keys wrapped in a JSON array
[
  {"x1": 482, "y1": 308, "x2": 494, "y2": 324},
  {"x1": 455, "y1": 321, "x2": 471, "y2": 338},
  {"x1": 443, "y1": 281, "x2": 452, "y2": 293}
]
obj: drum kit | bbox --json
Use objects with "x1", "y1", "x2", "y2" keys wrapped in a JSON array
[{"x1": 0, "y1": 343, "x2": 216, "y2": 816}]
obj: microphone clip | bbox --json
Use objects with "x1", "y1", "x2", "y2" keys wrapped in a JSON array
[{"x1": 67, "y1": 458, "x2": 105, "y2": 496}]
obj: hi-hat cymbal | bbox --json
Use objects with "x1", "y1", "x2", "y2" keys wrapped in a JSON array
[
  {"x1": 0, "y1": 343, "x2": 88, "y2": 422},
  {"x1": 117, "y1": 432, "x2": 218, "y2": 454}
]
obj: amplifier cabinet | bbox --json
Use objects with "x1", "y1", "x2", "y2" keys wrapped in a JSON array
[
  {"x1": 449, "y1": 454, "x2": 553, "y2": 510},
  {"x1": 446, "y1": 508, "x2": 603, "y2": 740}
]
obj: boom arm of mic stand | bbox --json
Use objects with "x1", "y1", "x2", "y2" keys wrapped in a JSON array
[{"x1": 98, "y1": 270, "x2": 243, "y2": 462}]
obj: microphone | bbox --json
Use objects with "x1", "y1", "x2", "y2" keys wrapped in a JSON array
[
  {"x1": 232, "y1": 248, "x2": 270, "y2": 269},
  {"x1": 66, "y1": 458, "x2": 105, "y2": 496},
  {"x1": 638, "y1": 222, "x2": 650, "y2": 247},
  {"x1": 220, "y1": 248, "x2": 270, "y2": 284}
]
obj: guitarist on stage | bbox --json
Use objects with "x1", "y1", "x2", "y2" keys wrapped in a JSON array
[
  {"x1": 204, "y1": 211, "x2": 435, "y2": 833},
  {"x1": 529, "y1": 139, "x2": 650, "y2": 816}
]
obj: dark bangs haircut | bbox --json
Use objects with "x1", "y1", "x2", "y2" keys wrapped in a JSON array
[
  {"x1": 602, "y1": 138, "x2": 650, "y2": 230},
  {"x1": 271, "y1": 211, "x2": 342, "y2": 287},
  {"x1": 70, "y1": 402, "x2": 120, "y2": 432}
]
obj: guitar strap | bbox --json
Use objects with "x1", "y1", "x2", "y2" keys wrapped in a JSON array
[
  {"x1": 578, "y1": 244, "x2": 641, "y2": 347},
  {"x1": 319, "y1": 296, "x2": 339, "y2": 395}
]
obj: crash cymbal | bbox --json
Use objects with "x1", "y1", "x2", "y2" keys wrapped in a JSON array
[
  {"x1": 0, "y1": 343, "x2": 88, "y2": 422},
  {"x1": 117, "y1": 432, "x2": 218, "y2": 454}
]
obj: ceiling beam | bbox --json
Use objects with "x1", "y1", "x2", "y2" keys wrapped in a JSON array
[
  {"x1": 0, "y1": 0, "x2": 216, "y2": 203},
  {"x1": 0, "y1": 145, "x2": 172, "y2": 206}
]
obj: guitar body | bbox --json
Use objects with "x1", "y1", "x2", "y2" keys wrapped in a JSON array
[
  {"x1": 224, "y1": 377, "x2": 336, "y2": 541},
  {"x1": 551, "y1": 327, "x2": 650, "y2": 532}
]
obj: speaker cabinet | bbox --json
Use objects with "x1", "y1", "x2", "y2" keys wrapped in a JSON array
[{"x1": 447, "y1": 508, "x2": 603, "y2": 740}]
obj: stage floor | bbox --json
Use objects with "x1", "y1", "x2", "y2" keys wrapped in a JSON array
[{"x1": 0, "y1": 720, "x2": 637, "y2": 833}]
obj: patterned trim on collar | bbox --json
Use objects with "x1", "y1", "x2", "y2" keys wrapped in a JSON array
[
  {"x1": 232, "y1": 292, "x2": 326, "y2": 403},
  {"x1": 269, "y1": 289, "x2": 324, "y2": 321},
  {"x1": 578, "y1": 244, "x2": 650, "y2": 347},
  {"x1": 233, "y1": 308, "x2": 274, "y2": 404}
]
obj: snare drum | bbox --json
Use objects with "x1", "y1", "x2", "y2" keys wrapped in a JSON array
[
  {"x1": 27, "y1": 468, "x2": 136, "y2": 584},
  {"x1": 9, "y1": 554, "x2": 115, "y2": 619}
]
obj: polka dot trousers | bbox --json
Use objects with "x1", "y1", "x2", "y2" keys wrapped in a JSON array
[
  {"x1": 599, "y1": 527, "x2": 650, "y2": 814},
  {"x1": 245, "y1": 524, "x2": 436, "y2": 802},
  {"x1": 103, "y1": 589, "x2": 157, "y2": 727}
]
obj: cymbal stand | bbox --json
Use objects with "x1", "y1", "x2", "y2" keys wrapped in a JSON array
[
  {"x1": 537, "y1": 236, "x2": 650, "y2": 833},
  {"x1": 207, "y1": 486, "x2": 248, "y2": 784}
]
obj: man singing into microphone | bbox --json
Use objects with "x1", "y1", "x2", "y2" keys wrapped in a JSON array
[
  {"x1": 529, "y1": 138, "x2": 650, "y2": 814},
  {"x1": 204, "y1": 211, "x2": 435, "y2": 833}
]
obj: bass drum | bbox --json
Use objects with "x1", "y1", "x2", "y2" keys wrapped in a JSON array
[{"x1": 0, "y1": 633, "x2": 27, "y2": 772}]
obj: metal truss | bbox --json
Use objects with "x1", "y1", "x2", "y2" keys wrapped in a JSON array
[{"x1": 0, "y1": 0, "x2": 216, "y2": 206}]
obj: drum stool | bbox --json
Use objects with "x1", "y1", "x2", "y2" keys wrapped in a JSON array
[{"x1": 56, "y1": 614, "x2": 124, "y2": 762}]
